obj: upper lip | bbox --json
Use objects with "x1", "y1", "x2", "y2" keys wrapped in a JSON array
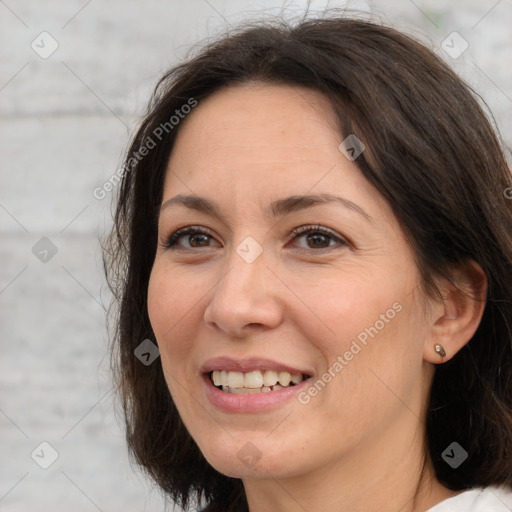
[{"x1": 200, "y1": 357, "x2": 312, "y2": 377}]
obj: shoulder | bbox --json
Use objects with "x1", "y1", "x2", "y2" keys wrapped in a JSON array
[{"x1": 427, "y1": 485, "x2": 512, "y2": 512}]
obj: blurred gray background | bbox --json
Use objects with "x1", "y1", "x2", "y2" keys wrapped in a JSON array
[{"x1": 0, "y1": 0, "x2": 510, "y2": 510}]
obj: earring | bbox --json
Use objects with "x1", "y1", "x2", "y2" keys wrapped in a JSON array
[{"x1": 434, "y1": 344, "x2": 446, "y2": 357}]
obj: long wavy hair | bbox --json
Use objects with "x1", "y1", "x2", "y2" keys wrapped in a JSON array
[{"x1": 103, "y1": 14, "x2": 512, "y2": 512}]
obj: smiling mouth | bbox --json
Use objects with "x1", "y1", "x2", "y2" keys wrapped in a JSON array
[{"x1": 209, "y1": 370, "x2": 310, "y2": 394}]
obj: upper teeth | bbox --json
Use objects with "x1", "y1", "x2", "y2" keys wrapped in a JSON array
[{"x1": 211, "y1": 370, "x2": 304, "y2": 389}]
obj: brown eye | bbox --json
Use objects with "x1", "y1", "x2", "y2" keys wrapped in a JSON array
[
  {"x1": 291, "y1": 225, "x2": 348, "y2": 250},
  {"x1": 163, "y1": 227, "x2": 219, "y2": 249}
]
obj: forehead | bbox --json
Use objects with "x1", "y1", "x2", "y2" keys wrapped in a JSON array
[
  {"x1": 162, "y1": 83, "x2": 389, "y2": 221},
  {"x1": 166, "y1": 83, "x2": 341, "y2": 176}
]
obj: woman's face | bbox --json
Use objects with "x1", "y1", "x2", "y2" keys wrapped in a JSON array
[{"x1": 148, "y1": 83, "x2": 436, "y2": 479}]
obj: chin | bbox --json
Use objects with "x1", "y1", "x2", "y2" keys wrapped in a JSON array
[
  {"x1": 195, "y1": 434, "x2": 311, "y2": 480},
  {"x1": 204, "y1": 452, "x2": 293, "y2": 480}
]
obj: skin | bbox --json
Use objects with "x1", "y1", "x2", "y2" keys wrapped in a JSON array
[{"x1": 147, "y1": 83, "x2": 487, "y2": 512}]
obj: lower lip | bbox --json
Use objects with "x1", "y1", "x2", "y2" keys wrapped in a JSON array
[{"x1": 202, "y1": 374, "x2": 311, "y2": 413}]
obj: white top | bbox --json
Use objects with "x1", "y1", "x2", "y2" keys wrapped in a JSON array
[{"x1": 426, "y1": 486, "x2": 512, "y2": 511}]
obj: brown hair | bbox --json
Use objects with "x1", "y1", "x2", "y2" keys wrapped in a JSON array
[{"x1": 104, "y1": 14, "x2": 512, "y2": 511}]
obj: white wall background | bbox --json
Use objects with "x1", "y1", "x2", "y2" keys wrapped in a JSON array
[{"x1": 0, "y1": 0, "x2": 510, "y2": 510}]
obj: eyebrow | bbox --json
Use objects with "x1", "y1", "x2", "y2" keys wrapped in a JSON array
[{"x1": 160, "y1": 193, "x2": 373, "y2": 223}]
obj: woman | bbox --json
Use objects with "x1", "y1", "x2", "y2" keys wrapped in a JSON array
[{"x1": 104, "y1": 13, "x2": 512, "y2": 512}]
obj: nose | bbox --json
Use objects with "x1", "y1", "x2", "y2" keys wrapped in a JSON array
[{"x1": 203, "y1": 244, "x2": 284, "y2": 338}]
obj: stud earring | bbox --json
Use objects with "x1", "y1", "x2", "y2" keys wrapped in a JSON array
[{"x1": 434, "y1": 344, "x2": 446, "y2": 357}]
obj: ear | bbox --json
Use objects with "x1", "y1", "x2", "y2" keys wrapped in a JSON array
[{"x1": 423, "y1": 260, "x2": 487, "y2": 364}]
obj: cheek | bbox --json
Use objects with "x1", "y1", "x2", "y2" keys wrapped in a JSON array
[
  {"x1": 289, "y1": 263, "x2": 424, "y2": 417},
  {"x1": 147, "y1": 266, "x2": 201, "y2": 417},
  {"x1": 147, "y1": 264, "x2": 201, "y2": 366},
  {"x1": 285, "y1": 264, "x2": 409, "y2": 361}
]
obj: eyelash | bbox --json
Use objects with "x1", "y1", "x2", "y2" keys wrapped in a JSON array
[{"x1": 161, "y1": 224, "x2": 349, "y2": 251}]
